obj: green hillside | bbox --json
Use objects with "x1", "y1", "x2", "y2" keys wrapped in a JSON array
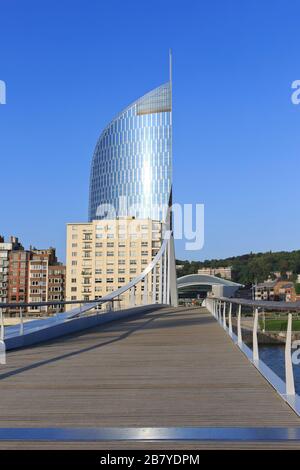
[{"x1": 176, "y1": 250, "x2": 300, "y2": 286}]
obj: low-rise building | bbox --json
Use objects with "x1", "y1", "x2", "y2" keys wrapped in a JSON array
[
  {"x1": 0, "y1": 238, "x2": 65, "y2": 315},
  {"x1": 254, "y1": 280, "x2": 277, "y2": 301},
  {"x1": 176, "y1": 264, "x2": 184, "y2": 272},
  {"x1": 272, "y1": 271, "x2": 293, "y2": 280},
  {"x1": 0, "y1": 236, "x2": 23, "y2": 310},
  {"x1": 274, "y1": 281, "x2": 295, "y2": 302},
  {"x1": 27, "y1": 248, "x2": 57, "y2": 314},
  {"x1": 48, "y1": 264, "x2": 66, "y2": 313},
  {"x1": 8, "y1": 249, "x2": 31, "y2": 312},
  {"x1": 255, "y1": 280, "x2": 297, "y2": 302},
  {"x1": 197, "y1": 266, "x2": 232, "y2": 280}
]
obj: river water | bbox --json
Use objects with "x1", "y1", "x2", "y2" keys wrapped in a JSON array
[{"x1": 259, "y1": 345, "x2": 300, "y2": 395}]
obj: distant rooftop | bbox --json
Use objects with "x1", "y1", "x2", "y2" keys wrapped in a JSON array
[{"x1": 177, "y1": 274, "x2": 242, "y2": 287}]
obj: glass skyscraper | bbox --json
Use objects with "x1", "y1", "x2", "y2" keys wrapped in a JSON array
[{"x1": 88, "y1": 81, "x2": 172, "y2": 223}]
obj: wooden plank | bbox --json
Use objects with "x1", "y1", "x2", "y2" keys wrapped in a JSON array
[{"x1": 0, "y1": 306, "x2": 298, "y2": 448}]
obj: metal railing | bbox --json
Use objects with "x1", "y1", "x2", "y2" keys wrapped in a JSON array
[
  {"x1": 204, "y1": 296, "x2": 300, "y2": 416},
  {"x1": 0, "y1": 231, "x2": 178, "y2": 361}
]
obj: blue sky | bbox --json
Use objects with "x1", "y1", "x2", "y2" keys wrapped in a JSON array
[{"x1": 1, "y1": 0, "x2": 300, "y2": 263}]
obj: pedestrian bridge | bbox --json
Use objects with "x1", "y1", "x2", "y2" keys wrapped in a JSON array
[
  {"x1": 1, "y1": 231, "x2": 300, "y2": 449},
  {"x1": 1, "y1": 304, "x2": 300, "y2": 449}
]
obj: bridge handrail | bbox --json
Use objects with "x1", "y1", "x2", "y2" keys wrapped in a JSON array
[
  {"x1": 0, "y1": 298, "x2": 121, "y2": 310},
  {"x1": 0, "y1": 230, "x2": 178, "y2": 343},
  {"x1": 204, "y1": 296, "x2": 300, "y2": 416},
  {"x1": 210, "y1": 296, "x2": 300, "y2": 312}
]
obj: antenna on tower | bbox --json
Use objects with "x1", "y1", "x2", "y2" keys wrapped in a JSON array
[
  {"x1": 169, "y1": 48, "x2": 172, "y2": 85},
  {"x1": 169, "y1": 48, "x2": 172, "y2": 115},
  {"x1": 168, "y1": 48, "x2": 173, "y2": 230}
]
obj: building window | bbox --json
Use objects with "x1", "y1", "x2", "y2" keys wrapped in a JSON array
[{"x1": 83, "y1": 234, "x2": 92, "y2": 241}]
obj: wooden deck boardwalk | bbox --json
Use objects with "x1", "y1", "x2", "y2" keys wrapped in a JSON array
[{"x1": 0, "y1": 305, "x2": 299, "y2": 449}]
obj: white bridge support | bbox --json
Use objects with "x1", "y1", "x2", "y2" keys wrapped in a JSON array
[
  {"x1": 19, "y1": 307, "x2": 24, "y2": 336},
  {"x1": 0, "y1": 339, "x2": 5, "y2": 365},
  {"x1": 130, "y1": 287, "x2": 135, "y2": 307},
  {"x1": 285, "y1": 313, "x2": 295, "y2": 396},
  {"x1": 143, "y1": 274, "x2": 148, "y2": 306},
  {"x1": 152, "y1": 267, "x2": 157, "y2": 304},
  {"x1": 163, "y1": 250, "x2": 167, "y2": 304},
  {"x1": 205, "y1": 296, "x2": 299, "y2": 415},
  {"x1": 252, "y1": 308, "x2": 259, "y2": 363},
  {"x1": 168, "y1": 234, "x2": 178, "y2": 307},
  {"x1": 228, "y1": 302, "x2": 233, "y2": 337},
  {"x1": 159, "y1": 259, "x2": 163, "y2": 304},
  {"x1": 222, "y1": 302, "x2": 226, "y2": 329},
  {"x1": 0, "y1": 308, "x2": 4, "y2": 341},
  {"x1": 237, "y1": 304, "x2": 242, "y2": 346}
]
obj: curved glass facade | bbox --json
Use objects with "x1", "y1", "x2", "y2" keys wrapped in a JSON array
[{"x1": 88, "y1": 82, "x2": 172, "y2": 222}]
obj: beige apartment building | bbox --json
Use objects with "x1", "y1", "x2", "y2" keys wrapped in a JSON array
[
  {"x1": 66, "y1": 217, "x2": 163, "y2": 309},
  {"x1": 197, "y1": 266, "x2": 232, "y2": 280},
  {"x1": 48, "y1": 264, "x2": 66, "y2": 313}
]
